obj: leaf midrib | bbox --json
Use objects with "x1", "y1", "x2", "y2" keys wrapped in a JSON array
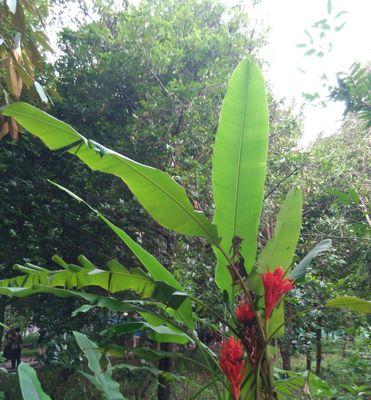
[{"x1": 232, "y1": 67, "x2": 251, "y2": 239}]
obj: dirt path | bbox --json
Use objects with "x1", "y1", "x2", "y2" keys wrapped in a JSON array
[{"x1": 2, "y1": 356, "x2": 41, "y2": 371}]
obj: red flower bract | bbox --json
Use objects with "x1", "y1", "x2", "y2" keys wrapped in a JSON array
[
  {"x1": 235, "y1": 302, "x2": 255, "y2": 325},
  {"x1": 219, "y1": 337, "x2": 245, "y2": 400},
  {"x1": 262, "y1": 267, "x2": 294, "y2": 321}
]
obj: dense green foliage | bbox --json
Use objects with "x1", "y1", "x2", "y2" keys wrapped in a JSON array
[{"x1": 0, "y1": 0, "x2": 369, "y2": 399}]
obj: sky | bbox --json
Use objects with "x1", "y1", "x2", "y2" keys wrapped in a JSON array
[{"x1": 230, "y1": 0, "x2": 370, "y2": 146}]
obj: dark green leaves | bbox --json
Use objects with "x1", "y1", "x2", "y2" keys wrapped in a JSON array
[{"x1": 1, "y1": 102, "x2": 218, "y2": 243}]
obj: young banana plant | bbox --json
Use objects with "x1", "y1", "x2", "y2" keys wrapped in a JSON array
[{"x1": 1, "y1": 59, "x2": 367, "y2": 400}]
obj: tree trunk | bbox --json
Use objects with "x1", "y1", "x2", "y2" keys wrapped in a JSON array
[
  {"x1": 305, "y1": 333, "x2": 312, "y2": 372},
  {"x1": 0, "y1": 299, "x2": 6, "y2": 349},
  {"x1": 279, "y1": 339, "x2": 291, "y2": 370},
  {"x1": 315, "y1": 327, "x2": 322, "y2": 376},
  {"x1": 157, "y1": 343, "x2": 172, "y2": 400},
  {"x1": 342, "y1": 334, "x2": 352, "y2": 357},
  {"x1": 279, "y1": 303, "x2": 294, "y2": 370},
  {"x1": 306, "y1": 348, "x2": 312, "y2": 371}
]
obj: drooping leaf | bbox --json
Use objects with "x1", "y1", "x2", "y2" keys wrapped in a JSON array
[
  {"x1": 290, "y1": 239, "x2": 332, "y2": 281},
  {"x1": 18, "y1": 362, "x2": 51, "y2": 400},
  {"x1": 212, "y1": 58, "x2": 269, "y2": 295},
  {"x1": 73, "y1": 332, "x2": 125, "y2": 400},
  {"x1": 1, "y1": 102, "x2": 218, "y2": 243},
  {"x1": 49, "y1": 181, "x2": 194, "y2": 329},
  {"x1": 326, "y1": 296, "x2": 371, "y2": 314},
  {"x1": 0, "y1": 259, "x2": 186, "y2": 310}
]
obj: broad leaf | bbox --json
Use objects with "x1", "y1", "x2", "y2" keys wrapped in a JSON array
[
  {"x1": 139, "y1": 311, "x2": 191, "y2": 344},
  {"x1": 290, "y1": 239, "x2": 332, "y2": 281},
  {"x1": 73, "y1": 331, "x2": 124, "y2": 400},
  {"x1": 18, "y1": 362, "x2": 51, "y2": 400},
  {"x1": 212, "y1": 59, "x2": 269, "y2": 295},
  {"x1": 326, "y1": 296, "x2": 371, "y2": 314},
  {"x1": 0, "y1": 259, "x2": 186, "y2": 310},
  {"x1": 1, "y1": 102, "x2": 218, "y2": 243},
  {"x1": 102, "y1": 312, "x2": 192, "y2": 345},
  {"x1": 258, "y1": 187, "x2": 302, "y2": 273}
]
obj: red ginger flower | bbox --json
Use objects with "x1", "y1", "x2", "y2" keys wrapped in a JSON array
[
  {"x1": 219, "y1": 337, "x2": 245, "y2": 400},
  {"x1": 262, "y1": 267, "x2": 294, "y2": 321},
  {"x1": 235, "y1": 302, "x2": 255, "y2": 325}
]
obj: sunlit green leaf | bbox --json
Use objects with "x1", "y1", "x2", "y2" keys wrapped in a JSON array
[{"x1": 212, "y1": 58, "x2": 269, "y2": 296}]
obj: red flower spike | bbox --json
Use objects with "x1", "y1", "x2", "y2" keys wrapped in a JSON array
[
  {"x1": 235, "y1": 302, "x2": 255, "y2": 325},
  {"x1": 219, "y1": 337, "x2": 245, "y2": 400},
  {"x1": 262, "y1": 267, "x2": 294, "y2": 321}
]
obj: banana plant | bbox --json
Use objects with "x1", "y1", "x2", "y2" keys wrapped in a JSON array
[{"x1": 2, "y1": 58, "x2": 368, "y2": 399}]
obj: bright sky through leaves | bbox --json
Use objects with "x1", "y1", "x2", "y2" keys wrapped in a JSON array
[{"x1": 243, "y1": 0, "x2": 370, "y2": 146}]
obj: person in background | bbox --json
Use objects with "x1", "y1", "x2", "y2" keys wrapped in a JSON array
[
  {"x1": 8, "y1": 327, "x2": 22, "y2": 369},
  {"x1": 3, "y1": 325, "x2": 15, "y2": 362}
]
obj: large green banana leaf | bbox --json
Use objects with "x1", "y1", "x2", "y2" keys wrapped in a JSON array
[
  {"x1": 0, "y1": 259, "x2": 186, "y2": 310},
  {"x1": 257, "y1": 187, "x2": 302, "y2": 274},
  {"x1": 212, "y1": 59, "x2": 269, "y2": 296},
  {"x1": 0, "y1": 283, "x2": 191, "y2": 344},
  {"x1": 1, "y1": 102, "x2": 218, "y2": 244},
  {"x1": 49, "y1": 181, "x2": 194, "y2": 329}
]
